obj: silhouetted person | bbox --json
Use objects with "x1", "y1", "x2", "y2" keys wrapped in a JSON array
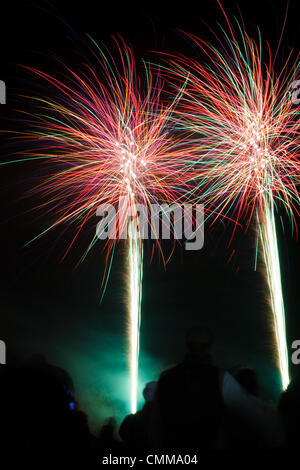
[
  {"x1": 151, "y1": 326, "x2": 285, "y2": 450},
  {"x1": 153, "y1": 326, "x2": 225, "y2": 450},
  {"x1": 119, "y1": 381, "x2": 157, "y2": 451},
  {"x1": 0, "y1": 356, "x2": 92, "y2": 448},
  {"x1": 95, "y1": 417, "x2": 122, "y2": 453}
]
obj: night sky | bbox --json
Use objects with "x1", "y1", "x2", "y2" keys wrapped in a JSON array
[{"x1": 1, "y1": 0, "x2": 300, "y2": 432}]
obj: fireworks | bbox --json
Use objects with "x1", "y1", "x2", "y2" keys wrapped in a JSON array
[
  {"x1": 18, "y1": 36, "x2": 191, "y2": 412},
  {"x1": 162, "y1": 12, "x2": 300, "y2": 388},
  {"x1": 6, "y1": 4, "x2": 300, "y2": 404}
]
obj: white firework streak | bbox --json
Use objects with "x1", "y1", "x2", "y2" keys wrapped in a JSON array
[{"x1": 259, "y1": 194, "x2": 290, "y2": 389}]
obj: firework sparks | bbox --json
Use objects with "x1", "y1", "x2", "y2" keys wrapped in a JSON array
[
  {"x1": 162, "y1": 13, "x2": 300, "y2": 388},
  {"x1": 16, "y1": 37, "x2": 191, "y2": 412}
]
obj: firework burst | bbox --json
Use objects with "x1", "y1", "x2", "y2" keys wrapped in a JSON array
[
  {"x1": 162, "y1": 12, "x2": 300, "y2": 388},
  {"x1": 16, "y1": 36, "x2": 191, "y2": 411}
]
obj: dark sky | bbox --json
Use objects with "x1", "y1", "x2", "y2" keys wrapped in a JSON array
[{"x1": 1, "y1": 0, "x2": 300, "y2": 430}]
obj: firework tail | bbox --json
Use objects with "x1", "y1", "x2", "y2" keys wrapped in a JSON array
[
  {"x1": 8, "y1": 36, "x2": 213, "y2": 410},
  {"x1": 127, "y1": 220, "x2": 143, "y2": 413},
  {"x1": 258, "y1": 195, "x2": 290, "y2": 389},
  {"x1": 159, "y1": 16, "x2": 300, "y2": 388}
]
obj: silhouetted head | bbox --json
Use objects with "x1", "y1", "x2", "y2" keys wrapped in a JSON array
[
  {"x1": 99, "y1": 416, "x2": 116, "y2": 439},
  {"x1": 143, "y1": 381, "x2": 158, "y2": 403},
  {"x1": 186, "y1": 325, "x2": 214, "y2": 354},
  {"x1": 0, "y1": 358, "x2": 91, "y2": 448},
  {"x1": 235, "y1": 368, "x2": 258, "y2": 396}
]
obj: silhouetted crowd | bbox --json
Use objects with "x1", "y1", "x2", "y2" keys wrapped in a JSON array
[{"x1": 0, "y1": 327, "x2": 299, "y2": 451}]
